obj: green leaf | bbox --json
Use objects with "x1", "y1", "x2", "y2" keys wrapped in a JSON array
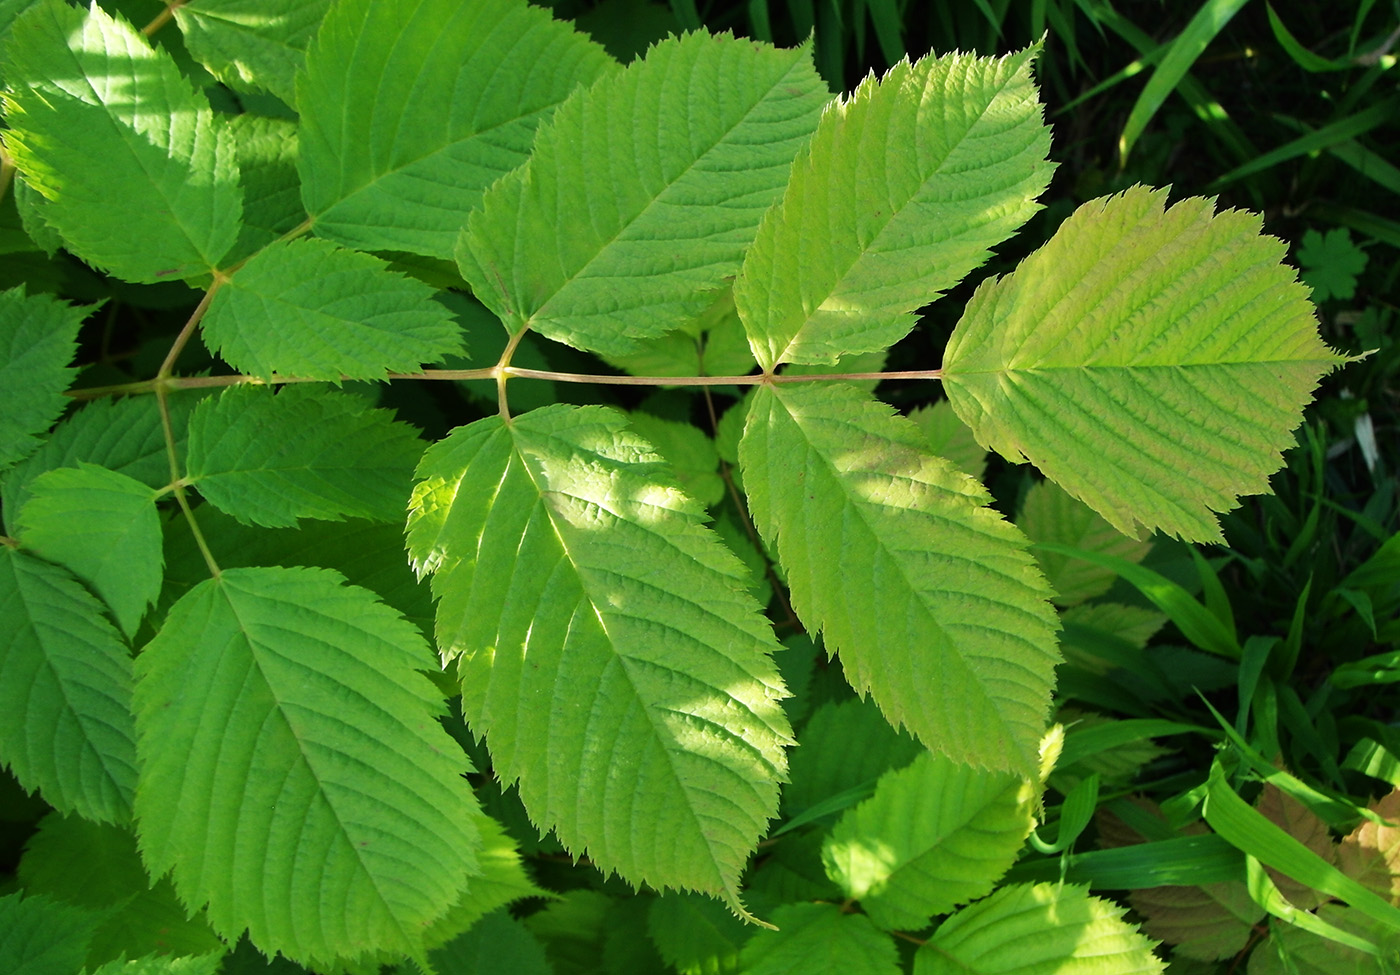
[
  {"x1": 173, "y1": 0, "x2": 330, "y2": 104},
  {"x1": 133, "y1": 565, "x2": 481, "y2": 967},
  {"x1": 201, "y1": 239, "x2": 464, "y2": 381},
  {"x1": 1296, "y1": 228, "x2": 1368, "y2": 303},
  {"x1": 17, "y1": 813, "x2": 224, "y2": 968},
  {"x1": 739, "y1": 382, "x2": 1059, "y2": 775},
  {"x1": 418, "y1": 910, "x2": 551, "y2": 975},
  {"x1": 1017, "y1": 480, "x2": 1151, "y2": 607},
  {"x1": 907, "y1": 400, "x2": 986, "y2": 481},
  {"x1": 625, "y1": 411, "x2": 725, "y2": 507},
  {"x1": 1, "y1": 0, "x2": 241, "y2": 282},
  {"x1": 0, "y1": 547, "x2": 137, "y2": 824},
  {"x1": 782, "y1": 697, "x2": 922, "y2": 818},
  {"x1": 1247, "y1": 905, "x2": 1389, "y2": 975},
  {"x1": 2, "y1": 393, "x2": 195, "y2": 534},
  {"x1": 735, "y1": 45, "x2": 1053, "y2": 371},
  {"x1": 407, "y1": 404, "x2": 791, "y2": 907},
  {"x1": 0, "y1": 285, "x2": 87, "y2": 472},
  {"x1": 459, "y1": 30, "x2": 830, "y2": 355},
  {"x1": 942, "y1": 186, "x2": 1345, "y2": 543},
  {"x1": 914, "y1": 883, "x2": 1166, "y2": 974},
  {"x1": 16, "y1": 464, "x2": 162, "y2": 637},
  {"x1": 0, "y1": 890, "x2": 100, "y2": 975},
  {"x1": 298, "y1": 0, "x2": 616, "y2": 259},
  {"x1": 225, "y1": 115, "x2": 305, "y2": 264},
  {"x1": 823, "y1": 752, "x2": 1037, "y2": 930},
  {"x1": 738, "y1": 903, "x2": 901, "y2": 975},
  {"x1": 648, "y1": 892, "x2": 748, "y2": 975},
  {"x1": 185, "y1": 385, "x2": 424, "y2": 528},
  {"x1": 87, "y1": 954, "x2": 225, "y2": 975}
]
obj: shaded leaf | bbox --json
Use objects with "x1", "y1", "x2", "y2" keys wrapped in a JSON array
[
  {"x1": 648, "y1": 892, "x2": 747, "y2": 975},
  {"x1": 1018, "y1": 479, "x2": 1152, "y2": 606},
  {"x1": 0, "y1": 285, "x2": 87, "y2": 471},
  {"x1": 907, "y1": 400, "x2": 986, "y2": 482},
  {"x1": 174, "y1": 0, "x2": 330, "y2": 104},
  {"x1": 739, "y1": 903, "x2": 900, "y2": 975},
  {"x1": 0, "y1": 890, "x2": 99, "y2": 975}
]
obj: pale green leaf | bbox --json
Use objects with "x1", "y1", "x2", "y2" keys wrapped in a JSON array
[
  {"x1": 738, "y1": 903, "x2": 901, "y2": 975},
  {"x1": 407, "y1": 404, "x2": 791, "y2": 906},
  {"x1": 735, "y1": 46, "x2": 1053, "y2": 371},
  {"x1": 299, "y1": 0, "x2": 616, "y2": 259},
  {"x1": 185, "y1": 385, "x2": 424, "y2": 528},
  {"x1": 1018, "y1": 479, "x2": 1152, "y2": 606},
  {"x1": 0, "y1": 285, "x2": 87, "y2": 471},
  {"x1": 739, "y1": 382, "x2": 1059, "y2": 775},
  {"x1": 823, "y1": 751, "x2": 1037, "y2": 930},
  {"x1": 459, "y1": 31, "x2": 830, "y2": 356},
  {"x1": 648, "y1": 892, "x2": 748, "y2": 975},
  {"x1": 87, "y1": 953, "x2": 224, "y2": 975},
  {"x1": 16, "y1": 464, "x2": 162, "y2": 637},
  {"x1": 914, "y1": 883, "x2": 1166, "y2": 975},
  {"x1": 908, "y1": 400, "x2": 986, "y2": 481},
  {"x1": 0, "y1": 547, "x2": 136, "y2": 824},
  {"x1": 201, "y1": 238, "x2": 463, "y2": 381},
  {"x1": 2, "y1": 391, "x2": 200, "y2": 535},
  {"x1": 173, "y1": 0, "x2": 330, "y2": 104},
  {"x1": 942, "y1": 186, "x2": 1346, "y2": 542},
  {"x1": 1, "y1": 0, "x2": 241, "y2": 282},
  {"x1": 0, "y1": 890, "x2": 99, "y2": 975},
  {"x1": 17, "y1": 813, "x2": 223, "y2": 968},
  {"x1": 133, "y1": 565, "x2": 481, "y2": 967}
]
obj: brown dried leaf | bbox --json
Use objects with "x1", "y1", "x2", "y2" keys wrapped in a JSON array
[
  {"x1": 1255, "y1": 782, "x2": 1338, "y2": 910},
  {"x1": 1337, "y1": 788, "x2": 1400, "y2": 905}
]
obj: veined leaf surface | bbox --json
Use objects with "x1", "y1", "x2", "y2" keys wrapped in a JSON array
[
  {"x1": 738, "y1": 903, "x2": 900, "y2": 975},
  {"x1": 0, "y1": 548, "x2": 137, "y2": 824},
  {"x1": 16, "y1": 464, "x2": 163, "y2": 638},
  {"x1": 913, "y1": 883, "x2": 1164, "y2": 974},
  {"x1": 407, "y1": 405, "x2": 790, "y2": 906},
  {"x1": 173, "y1": 0, "x2": 330, "y2": 104},
  {"x1": 298, "y1": 0, "x2": 616, "y2": 259},
  {"x1": 735, "y1": 46, "x2": 1053, "y2": 371},
  {"x1": 458, "y1": 30, "x2": 830, "y2": 356},
  {"x1": 823, "y1": 752, "x2": 1037, "y2": 930},
  {"x1": 739, "y1": 382, "x2": 1059, "y2": 775},
  {"x1": 942, "y1": 186, "x2": 1346, "y2": 542},
  {"x1": 184, "y1": 385, "x2": 424, "y2": 528},
  {"x1": 0, "y1": 285, "x2": 87, "y2": 472},
  {"x1": 1, "y1": 0, "x2": 241, "y2": 282},
  {"x1": 202, "y1": 238, "x2": 463, "y2": 381},
  {"x1": 133, "y1": 566, "x2": 480, "y2": 967}
]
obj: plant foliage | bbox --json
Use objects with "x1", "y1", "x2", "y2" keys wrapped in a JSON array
[{"x1": 0, "y1": 0, "x2": 1357, "y2": 972}]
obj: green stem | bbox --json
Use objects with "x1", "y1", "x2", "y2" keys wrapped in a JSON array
[
  {"x1": 0, "y1": 147, "x2": 15, "y2": 207},
  {"x1": 142, "y1": 0, "x2": 186, "y2": 36}
]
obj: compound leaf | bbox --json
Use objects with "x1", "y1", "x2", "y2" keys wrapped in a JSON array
[
  {"x1": 0, "y1": 285, "x2": 87, "y2": 472},
  {"x1": 407, "y1": 404, "x2": 791, "y2": 907},
  {"x1": 823, "y1": 751, "x2": 1037, "y2": 930},
  {"x1": 1, "y1": 0, "x2": 241, "y2": 282},
  {"x1": 133, "y1": 565, "x2": 481, "y2": 967},
  {"x1": 299, "y1": 0, "x2": 616, "y2": 259},
  {"x1": 173, "y1": 0, "x2": 330, "y2": 104},
  {"x1": 16, "y1": 463, "x2": 163, "y2": 637},
  {"x1": 942, "y1": 186, "x2": 1346, "y2": 542},
  {"x1": 0, "y1": 547, "x2": 137, "y2": 824},
  {"x1": 735, "y1": 45, "x2": 1053, "y2": 371},
  {"x1": 202, "y1": 238, "x2": 463, "y2": 381},
  {"x1": 185, "y1": 385, "x2": 424, "y2": 528},
  {"x1": 914, "y1": 883, "x2": 1165, "y2": 975},
  {"x1": 739, "y1": 382, "x2": 1059, "y2": 775},
  {"x1": 459, "y1": 30, "x2": 830, "y2": 356},
  {"x1": 738, "y1": 903, "x2": 900, "y2": 975}
]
